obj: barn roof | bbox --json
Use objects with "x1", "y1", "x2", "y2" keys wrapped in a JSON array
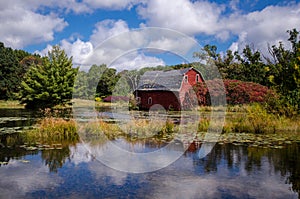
[{"x1": 137, "y1": 68, "x2": 192, "y2": 91}]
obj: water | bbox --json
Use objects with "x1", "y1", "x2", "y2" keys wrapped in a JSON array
[{"x1": 0, "y1": 108, "x2": 299, "y2": 199}]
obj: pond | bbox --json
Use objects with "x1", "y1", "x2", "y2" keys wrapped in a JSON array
[{"x1": 0, "y1": 108, "x2": 299, "y2": 199}]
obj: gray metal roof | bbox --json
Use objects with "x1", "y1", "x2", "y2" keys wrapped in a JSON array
[{"x1": 137, "y1": 68, "x2": 191, "y2": 91}]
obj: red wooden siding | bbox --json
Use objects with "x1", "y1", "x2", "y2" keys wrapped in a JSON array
[
  {"x1": 135, "y1": 68, "x2": 203, "y2": 111},
  {"x1": 179, "y1": 69, "x2": 203, "y2": 107},
  {"x1": 136, "y1": 90, "x2": 180, "y2": 110}
]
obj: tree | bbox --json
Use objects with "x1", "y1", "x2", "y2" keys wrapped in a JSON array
[
  {"x1": 73, "y1": 70, "x2": 89, "y2": 99},
  {"x1": 20, "y1": 45, "x2": 78, "y2": 109},
  {"x1": 73, "y1": 64, "x2": 121, "y2": 100},
  {"x1": 235, "y1": 45, "x2": 268, "y2": 85},
  {"x1": 96, "y1": 66, "x2": 119, "y2": 97},
  {"x1": 266, "y1": 29, "x2": 300, "y2": 113},
  {"x1": 0, "y1": 42, "x2": 22, "y2": 99},
  {"x1": 193, "y1": 44, "x2": 243, "y2": 80}
]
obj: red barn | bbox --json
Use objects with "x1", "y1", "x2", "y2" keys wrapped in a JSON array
[{"x1": 134, "y1": 67, "x2": 203, "y2": 111}]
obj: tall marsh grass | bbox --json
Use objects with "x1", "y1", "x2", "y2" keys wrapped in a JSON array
[
  {"x1": 24, "y1": 117, "x2": 78, "y2": 145},
  {"x1": 222, "y1": 104, "x2": 299, "y2": 134}
]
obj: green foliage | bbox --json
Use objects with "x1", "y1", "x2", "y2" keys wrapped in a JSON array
[
  {"x1": 193, "y1": 30, "x2": 300, "y2": 115},
  {"x1": 96, "y1": 66, "x2": 119, "y2": 97},
  {"x1": 245, "y1": 103, "x2": 277, "y2": 134},
  {"x1": 0, "y1": 42, "x2": 31, "y2": 100},
  {"x1": 235, "y1": 45, "x2": 268, "y2": 85},
  {"x1": 196, "y1": 44, "x2": 267, "y2": 84},
  {"x1": 266, "y1": 29, "x2": 300, "y2": 114},
  {"x1": 73, "y1": 70, "x2": 89, "y2": 98},
  {"x1": 73, "y1": 64, "x2": 120, "y2": 99},
  {"x1": 20, "y1": 45, "x2": 78, "y2": 109}
]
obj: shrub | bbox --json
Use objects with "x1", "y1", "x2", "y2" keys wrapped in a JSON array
[
  {"x1": 95, "y1": 97, "x2": 102, "y2": 102},
  {"x1": 193, "y1": 79, "x2": 277, "y2": 106}
]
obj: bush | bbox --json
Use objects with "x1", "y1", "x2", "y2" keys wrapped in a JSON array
[{"x1": 193, "y1": 79, "x2": 277, "y2": 106}]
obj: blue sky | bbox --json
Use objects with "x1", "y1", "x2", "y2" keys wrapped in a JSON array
[{"x1": 1, "y1": 0, "x2": 300, "y2": 70}]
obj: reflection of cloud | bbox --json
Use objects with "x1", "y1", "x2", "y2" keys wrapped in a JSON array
[
  {"x1": 140, "y1": 152, "x2": 297, "y2": 199},
  {"x1": 0, "y1": 159, "x2": 61, "y2": 198},
  {"x1": 82, "y1": 140, "x2": 185, "y2": 173},
  {"x1": 69, "y1": 143, "x2": 93, "y2": 165},
  {"x1": 89, "y1": 161, "x2": 128, "y2": 186},
  {"x1": 149, "y1": 174, "x2": 296, "y2": 199}
]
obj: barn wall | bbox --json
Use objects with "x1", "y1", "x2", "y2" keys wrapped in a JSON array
[
  {"x1": 179, "y1": 69, "x2": 203, "y2": 105},
  {"x1": 135, "y1": 68, "x2": 203, "y2": 111},
  {"x1": 136, "y1": 90, "x2": 181, "y2": 110}
]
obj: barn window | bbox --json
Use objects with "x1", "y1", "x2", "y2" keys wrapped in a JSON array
[
  {"x1": 136, "y1": 97, "x2": 141, "y2": 103},
  {"x1": 196, "y1": 74, "x2": 200, "y2": 82},
  {"x1": 184, "y1": 75, "x2": 188, "y2": 83},
  {"x1": 148, "y1": 97, "x2": 152, "y2": 105}
]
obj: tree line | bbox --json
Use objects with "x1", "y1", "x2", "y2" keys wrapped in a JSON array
[{"x1": 0, "y1": 29, "x2": 299, "y2": 114}]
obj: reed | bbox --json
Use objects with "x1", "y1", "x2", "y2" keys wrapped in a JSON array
[
  {"x1": 0, "y1": 100, "x2": 24, "y2": 108},
  {"x1": 220, "y1": 104, "x2": 300, "y2": 134},
  {"x1": 24, "y1": 117, "x2": 78, "y2": 145}
]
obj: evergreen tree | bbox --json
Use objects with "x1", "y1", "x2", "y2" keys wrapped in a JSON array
[
  {"x1": 20, "y1": 45, "x2": 78, "y2": 109},
  {"x1": 0, "y1": 42, "x2": 22, "y2": 99}
]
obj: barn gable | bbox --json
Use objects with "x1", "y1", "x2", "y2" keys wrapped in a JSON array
[
  {"x1": 137, "y1": 68, "x2": 201, "y2": 91},
  {"x1": 135, "y1": 67, "x2": 203, "y2": 110}
]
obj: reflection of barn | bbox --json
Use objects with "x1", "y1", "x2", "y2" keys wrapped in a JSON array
[{"x1": 134, "y1": 68, "x2": 203, "y2": 111}]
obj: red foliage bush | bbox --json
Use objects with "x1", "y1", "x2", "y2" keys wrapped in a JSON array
[{"x1": 193, "y1": 79, "x2": 277, "y2": 106}]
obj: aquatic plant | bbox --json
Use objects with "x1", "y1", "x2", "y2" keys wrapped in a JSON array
[{"x1": 24, "y1": 117, "x2": 78, "y2": 145}]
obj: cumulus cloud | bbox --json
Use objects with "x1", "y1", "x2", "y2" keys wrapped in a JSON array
[
  {"x1": 82, "y1": 0, "x2": 143, "y2": 10},
  {"x1": 222, "y1": 3, "x2": 300, "y2": 54},
  {"x1": 137, "y1": 0, "x2": 225, "y2": 36},
  {"x1": 0, "y1": 7, "x2": 67, "y2": 49},
  {"x1": 110, "y1": 52, "x2": 165, "y2": 71},
  {"x1": 36, "y1": 19, "x2": 168, "y2": 70},
  {"x1": 61, "y1": 39, "x2": 94, "y2": 66},
  {"x1": 0, "y1": 0, "x2": 142, "y2": 49},
  {"x1": 90, "y1": 19, "x2": 130, "y2": 47},
  {"x1": 136, "y1": 0, "x2": 300, "y2": 56}
]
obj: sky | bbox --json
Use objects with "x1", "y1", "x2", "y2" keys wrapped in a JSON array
[{"x1": 1, "y1": 0, "x2": 300, "y2": 71}]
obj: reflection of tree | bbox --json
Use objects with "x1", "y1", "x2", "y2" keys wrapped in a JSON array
[
  {"x1": 41, "y1": 147, "x2": 70, "y2": 172},
  {"x1": 0, "y1": 133, "x2": 39, "y2": 166},
  {"x1": 270, "y1": 143, "x2": 300, "y2": 196},
  {"x1": 190, "y1": 142, "x2": 300, "y2": 196}
]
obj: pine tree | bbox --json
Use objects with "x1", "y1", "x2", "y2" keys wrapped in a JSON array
[{"x1": 20, "y1": 46, "x2": 78, "y2": 109}]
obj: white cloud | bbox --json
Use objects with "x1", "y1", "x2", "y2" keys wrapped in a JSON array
[
  {"x1": 36, "y1": 20, "x2": 166, "y2": 70},
  {"x1": 61, "y1": 39, "x2": 94, "y2": 66},
  {"x1": 90, "y1": 19, "x2": 130, "y2": 47},
  {"x1": 35, "y1": 39, "x2": 93, "y2": 67},
  {"x1": 136, "y1": 0, "x2": 300, "y2": 56},
  {"x1": 137, "y1": 0, "x2": 225, "y2": 36},
  {"x1": 0, "y1": 2, "x2": 68, "y2": 49},
  {"x1": 220, "y1": 3, "x2": 300, "y2": 55},
  {"x1": 82, "y1": 0, "x2": 143, "y2": 10},
  {"x1": 229, "y1": 0, "x2": 240, "y2": 11},
  {"x1": 34, "y1": 44, "x2": 53, "y2": 56},
  {"x1": 110, "y1": 52, "x2": 165, "y2": 71},
  {"x1": 222, "y1": 3, "x2": 300, "y2": 54}
]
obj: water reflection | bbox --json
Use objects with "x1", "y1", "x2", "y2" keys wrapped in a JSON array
[{"x1": 0, "y1": 137, "x2": 299, "y2": 198}]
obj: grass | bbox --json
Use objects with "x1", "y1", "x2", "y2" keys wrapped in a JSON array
[
  {"x1": 24, "y1": 117, "x2": 79, "y2": 146},
  {"x1": 77, "y1": 118, "x2": 178, "y2": 144},
  {"x1": 228, "y1": 104, "x2": 299, "y2": 134},
  {"x1": 7, "y1": 102, "x2": 296, "y2": 150},
  {"x1": 71, "y1": 98, "x2": 124, "y2": 108},
  {"x1": 0, "y1": 100, "x2": 24, "y2": 108}
]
